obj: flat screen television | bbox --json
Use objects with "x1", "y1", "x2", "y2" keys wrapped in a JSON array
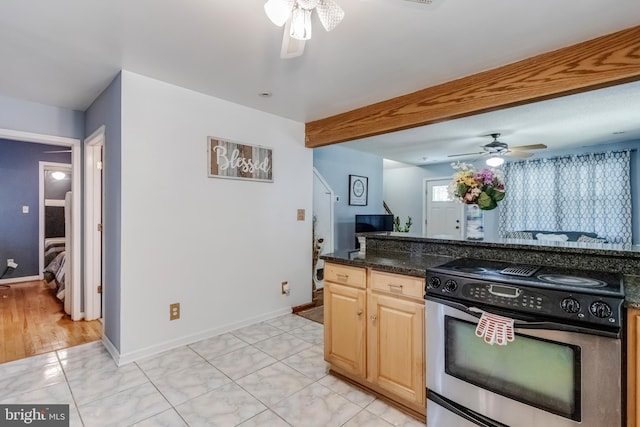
[{"x1": 355, "y1": 214, "x2": 394, "y2": 248}]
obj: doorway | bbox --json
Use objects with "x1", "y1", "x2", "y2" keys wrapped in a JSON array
[
  {"x1": 40, "y1": 161, "x2": 72, "y2": 314},
  {"x1": 299, "y1": 168, "x2": 336, "y2": 325},
  {"x1": 0, "y1": 128, "x2": 102, "y2": 363},
  {"x1": 424, "y1": 178, "x2": 464, "y2": 239},
  {"x1": 312, "y1": 167, "x2": 335, "y2": 291}
]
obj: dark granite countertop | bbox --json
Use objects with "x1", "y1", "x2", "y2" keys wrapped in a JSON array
[
  {"x1": 361, "y1": 232, "x2": 640, "y2": 259},
  {"x1": 321, "y1": 247, "x2": 640, "y2": 309},
  {"x1": 321, "y1": 249, "x2": 453, "y2": 279}
]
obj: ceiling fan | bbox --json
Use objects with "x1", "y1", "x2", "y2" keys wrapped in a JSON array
[
  {"x1": 266, "y1": 0, "x2": 442, "y2": 58},
  {"x1": 448, "y1": 133, "x2": 547, "y2": 163},
  {"x1": 265, "y1": 0, "x2": 345, "y2": 58}
]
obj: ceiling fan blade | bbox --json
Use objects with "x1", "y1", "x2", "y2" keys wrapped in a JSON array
[
  {"x1": 506, "y1": 151, "x2": 534, "y2": 159},
  {"x1": 447, "y1": 151, "x2": 485, "y2": 158},
  {"x1": 280, "y1": 19, "x2": 306, "y2": 58},
  {"x1": 315, "y1": 0, "x2": 345, "y2": 32},
  {"x1": 264, "y1": 0, "x2": 295, "y2": 26},
  {"x1": 510, "y1": 144, "x2": 547, "y2": 151}
]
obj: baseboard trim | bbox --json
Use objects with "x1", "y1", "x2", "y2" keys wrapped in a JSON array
[
  {"x1": 292, "y1": 302, "x2": 316, "y2": 313},
  {"x1": 113, "y1": 307, "x2": 292, "y2": 366},
  {"x1": 0, "y1": 275, "x2": 40, "y2": 285},
  {"x1": 102, "y1": 335, "x2": 120, "y2": 364}
]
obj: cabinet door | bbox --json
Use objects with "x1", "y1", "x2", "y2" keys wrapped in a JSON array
[
  {"x1": 629, "y1": 308, "x2": 640, "y2": 427},
  {"x1": 368, "y1": 292, "x2": 425, "y2": 406},
  {"x1": 324, "y1": 282, "x2": 366, "y2": 377}
]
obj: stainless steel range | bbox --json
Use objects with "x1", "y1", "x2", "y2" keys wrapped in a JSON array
[{"x1": 425, "y1": 258, "x2": 624, "y2": 427}]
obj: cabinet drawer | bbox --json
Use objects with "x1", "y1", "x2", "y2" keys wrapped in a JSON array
[
  {"x1": 369, "y1": 270, "x2": 425, "y2": 300},
  {"x1": 325, "y1": 263, "x2": 366, "y2": 289}
]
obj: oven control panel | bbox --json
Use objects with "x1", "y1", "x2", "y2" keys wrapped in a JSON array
[{"x1": 426, "y1": 273, "x2": 622, "y2": 328}]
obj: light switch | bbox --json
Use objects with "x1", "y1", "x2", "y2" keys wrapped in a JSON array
[
  {"x1": 297, "y1": 209, "x2": 305, "y2": 221},
  {"x1": 22, "y1": 206, "x2": 29, "y2": 214}
]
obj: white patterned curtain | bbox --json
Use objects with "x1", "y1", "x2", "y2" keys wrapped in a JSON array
[{"x1": 499, "y1": 150, "x2": 632, "y2": 244}]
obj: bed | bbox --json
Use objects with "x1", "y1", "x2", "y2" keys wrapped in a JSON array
[{"x1": 43, "y1": 237, "x2": 66, "y2": 301}]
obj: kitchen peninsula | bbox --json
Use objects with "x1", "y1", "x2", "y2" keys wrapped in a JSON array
[{"x1": 321, "y1": 232, "x2": 640, "y2": 426}]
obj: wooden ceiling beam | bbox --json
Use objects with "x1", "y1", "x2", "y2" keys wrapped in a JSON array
[{"x1": 305, "y1": 25, "x2": 640, "y2": 148}]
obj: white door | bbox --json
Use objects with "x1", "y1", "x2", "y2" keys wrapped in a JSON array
[
  {"x1": 425, "y1": 179, "x2": 463, "y2": 239},
  {"x1": 84, "y1": 126, "x2": 105, "y2": 321}
]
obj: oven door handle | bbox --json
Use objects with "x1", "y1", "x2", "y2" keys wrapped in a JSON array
[{"x1": 428, "y1": 296, "x2": 620, "y2": 338}]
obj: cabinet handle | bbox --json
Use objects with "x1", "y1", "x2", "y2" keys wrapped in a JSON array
[
  {"x1": 336, "y1": 273, "x2": 349, "y2": 281},
  {"x1": 357, "y1": 310, "x2": 363, "y2": 316},
  {"x1": 369, "y1": 314, "x2": 377, "y2": 321},
  {"x1": 388, "y1": 283, "x2": 403, "y2": 293}
]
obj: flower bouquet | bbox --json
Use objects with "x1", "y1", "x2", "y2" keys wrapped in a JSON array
[{"x1": 449, "y1": 162, "x2": 505, "y2": 210}]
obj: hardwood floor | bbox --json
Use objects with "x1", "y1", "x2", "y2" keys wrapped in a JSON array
[
  {"x1": 0, "y1": 280, "x2": 102, "y2": 364},
  {"x1": 296, "y1": 287, "x2": 324, "y2": 324}
]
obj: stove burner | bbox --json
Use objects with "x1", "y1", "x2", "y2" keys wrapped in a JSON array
[
  {"x1": 451, "y1": 266, "x2": 488, "y2": 274},
  {"x1": 537, "y1": 274, "x2": 607, "y2": 288}
]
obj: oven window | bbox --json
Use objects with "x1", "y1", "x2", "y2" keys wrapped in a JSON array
[{"x1": 445, "y1": 316, "x2": 581, "y2": 421}]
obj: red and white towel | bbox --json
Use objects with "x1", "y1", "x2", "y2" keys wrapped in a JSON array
[{"x1": 474, "y1": 311, "x2": 515, "y2": 346}]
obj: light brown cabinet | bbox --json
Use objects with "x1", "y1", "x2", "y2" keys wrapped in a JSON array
[
  {"x1": 324, "y1": 281, "x2": 366, "y2": 377},
  {"x1": 323, "y1": 262, "x2": 426, "y2": 418},
  {"x1": 367, "y1": 291, "x2": 425, "y2": 406},
  {"x1": 628, "y1": 308, "x2": 640, "y2": 427}
]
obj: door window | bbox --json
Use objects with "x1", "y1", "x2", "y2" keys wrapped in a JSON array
[{"x1": 431, "y1": 185, "x2": 452, "y2": 202}]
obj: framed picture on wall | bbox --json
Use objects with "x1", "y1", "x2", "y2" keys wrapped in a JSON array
[
  {"x1": 208, "y1": 136, "x2": 273, "y2": 182},
  {"x1": 349, "y1": 175, "x2": 368, "y2": 206}
]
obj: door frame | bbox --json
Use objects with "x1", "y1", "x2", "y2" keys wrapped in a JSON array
[
  {"x1": 84, "y1": 125, "x2": 105, "y2": 321},
  {"x1": 0, "y1": 128, "x2": 81, "y2": 317}
]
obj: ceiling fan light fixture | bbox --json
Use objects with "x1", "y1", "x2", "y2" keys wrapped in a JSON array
[
  {"x1": 266, "y1": 0, "x2": 344, "y2": 55},
  {"x1": 265, "y1": 0, "x2": 295, "y2": 26},
  {"x1": 290, "y1": 6, "x2": 312, "y2": 40},
  {"x1": 486, "y1": 156, "x2": 504, "y2": 167},
  {"x1": 51, "y1": 171, "x2": 66, "y2": 180}
]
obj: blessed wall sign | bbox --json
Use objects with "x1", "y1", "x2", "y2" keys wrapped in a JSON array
[{"x1": 208, "y1": 137, "x2": 273, "y2": 182}]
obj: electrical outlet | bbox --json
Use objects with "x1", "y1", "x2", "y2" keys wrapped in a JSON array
[
  {"x1": 170, "y1": 303, "x2": 180, "y2": 320},
  {"x1": 7, "y1": 259, "x2": 14, "y2": 267},
  {"x1": 297, "y1": 209, "x2": 305, "y2": 221},
  {"x1": 281, "y1": 281, "x2": 290, "y2": 295}
]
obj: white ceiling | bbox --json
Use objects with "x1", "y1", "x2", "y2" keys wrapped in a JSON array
[{"x1": 1, "y1": 0, "x2": 639, "y2": 128}]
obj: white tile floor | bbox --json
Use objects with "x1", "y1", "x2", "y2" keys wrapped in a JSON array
[{"x1": 0, "y1": 314, "x2": 426, "y2": 427}]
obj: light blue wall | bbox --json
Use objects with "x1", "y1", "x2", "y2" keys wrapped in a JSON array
[
  {"x1": 0, "y1": 95, "x2": 84, "y2": 139},
  {"x1": 85, "y1": 73, "x2": 122, "y2": 350},
  {"x1": 314, "y1": 145, "x2": 384, "y2": 251}
]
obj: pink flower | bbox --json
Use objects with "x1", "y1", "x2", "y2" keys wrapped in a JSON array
[{"x1": 476, "y1": 168, "x2": 495, "y2": 185}]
